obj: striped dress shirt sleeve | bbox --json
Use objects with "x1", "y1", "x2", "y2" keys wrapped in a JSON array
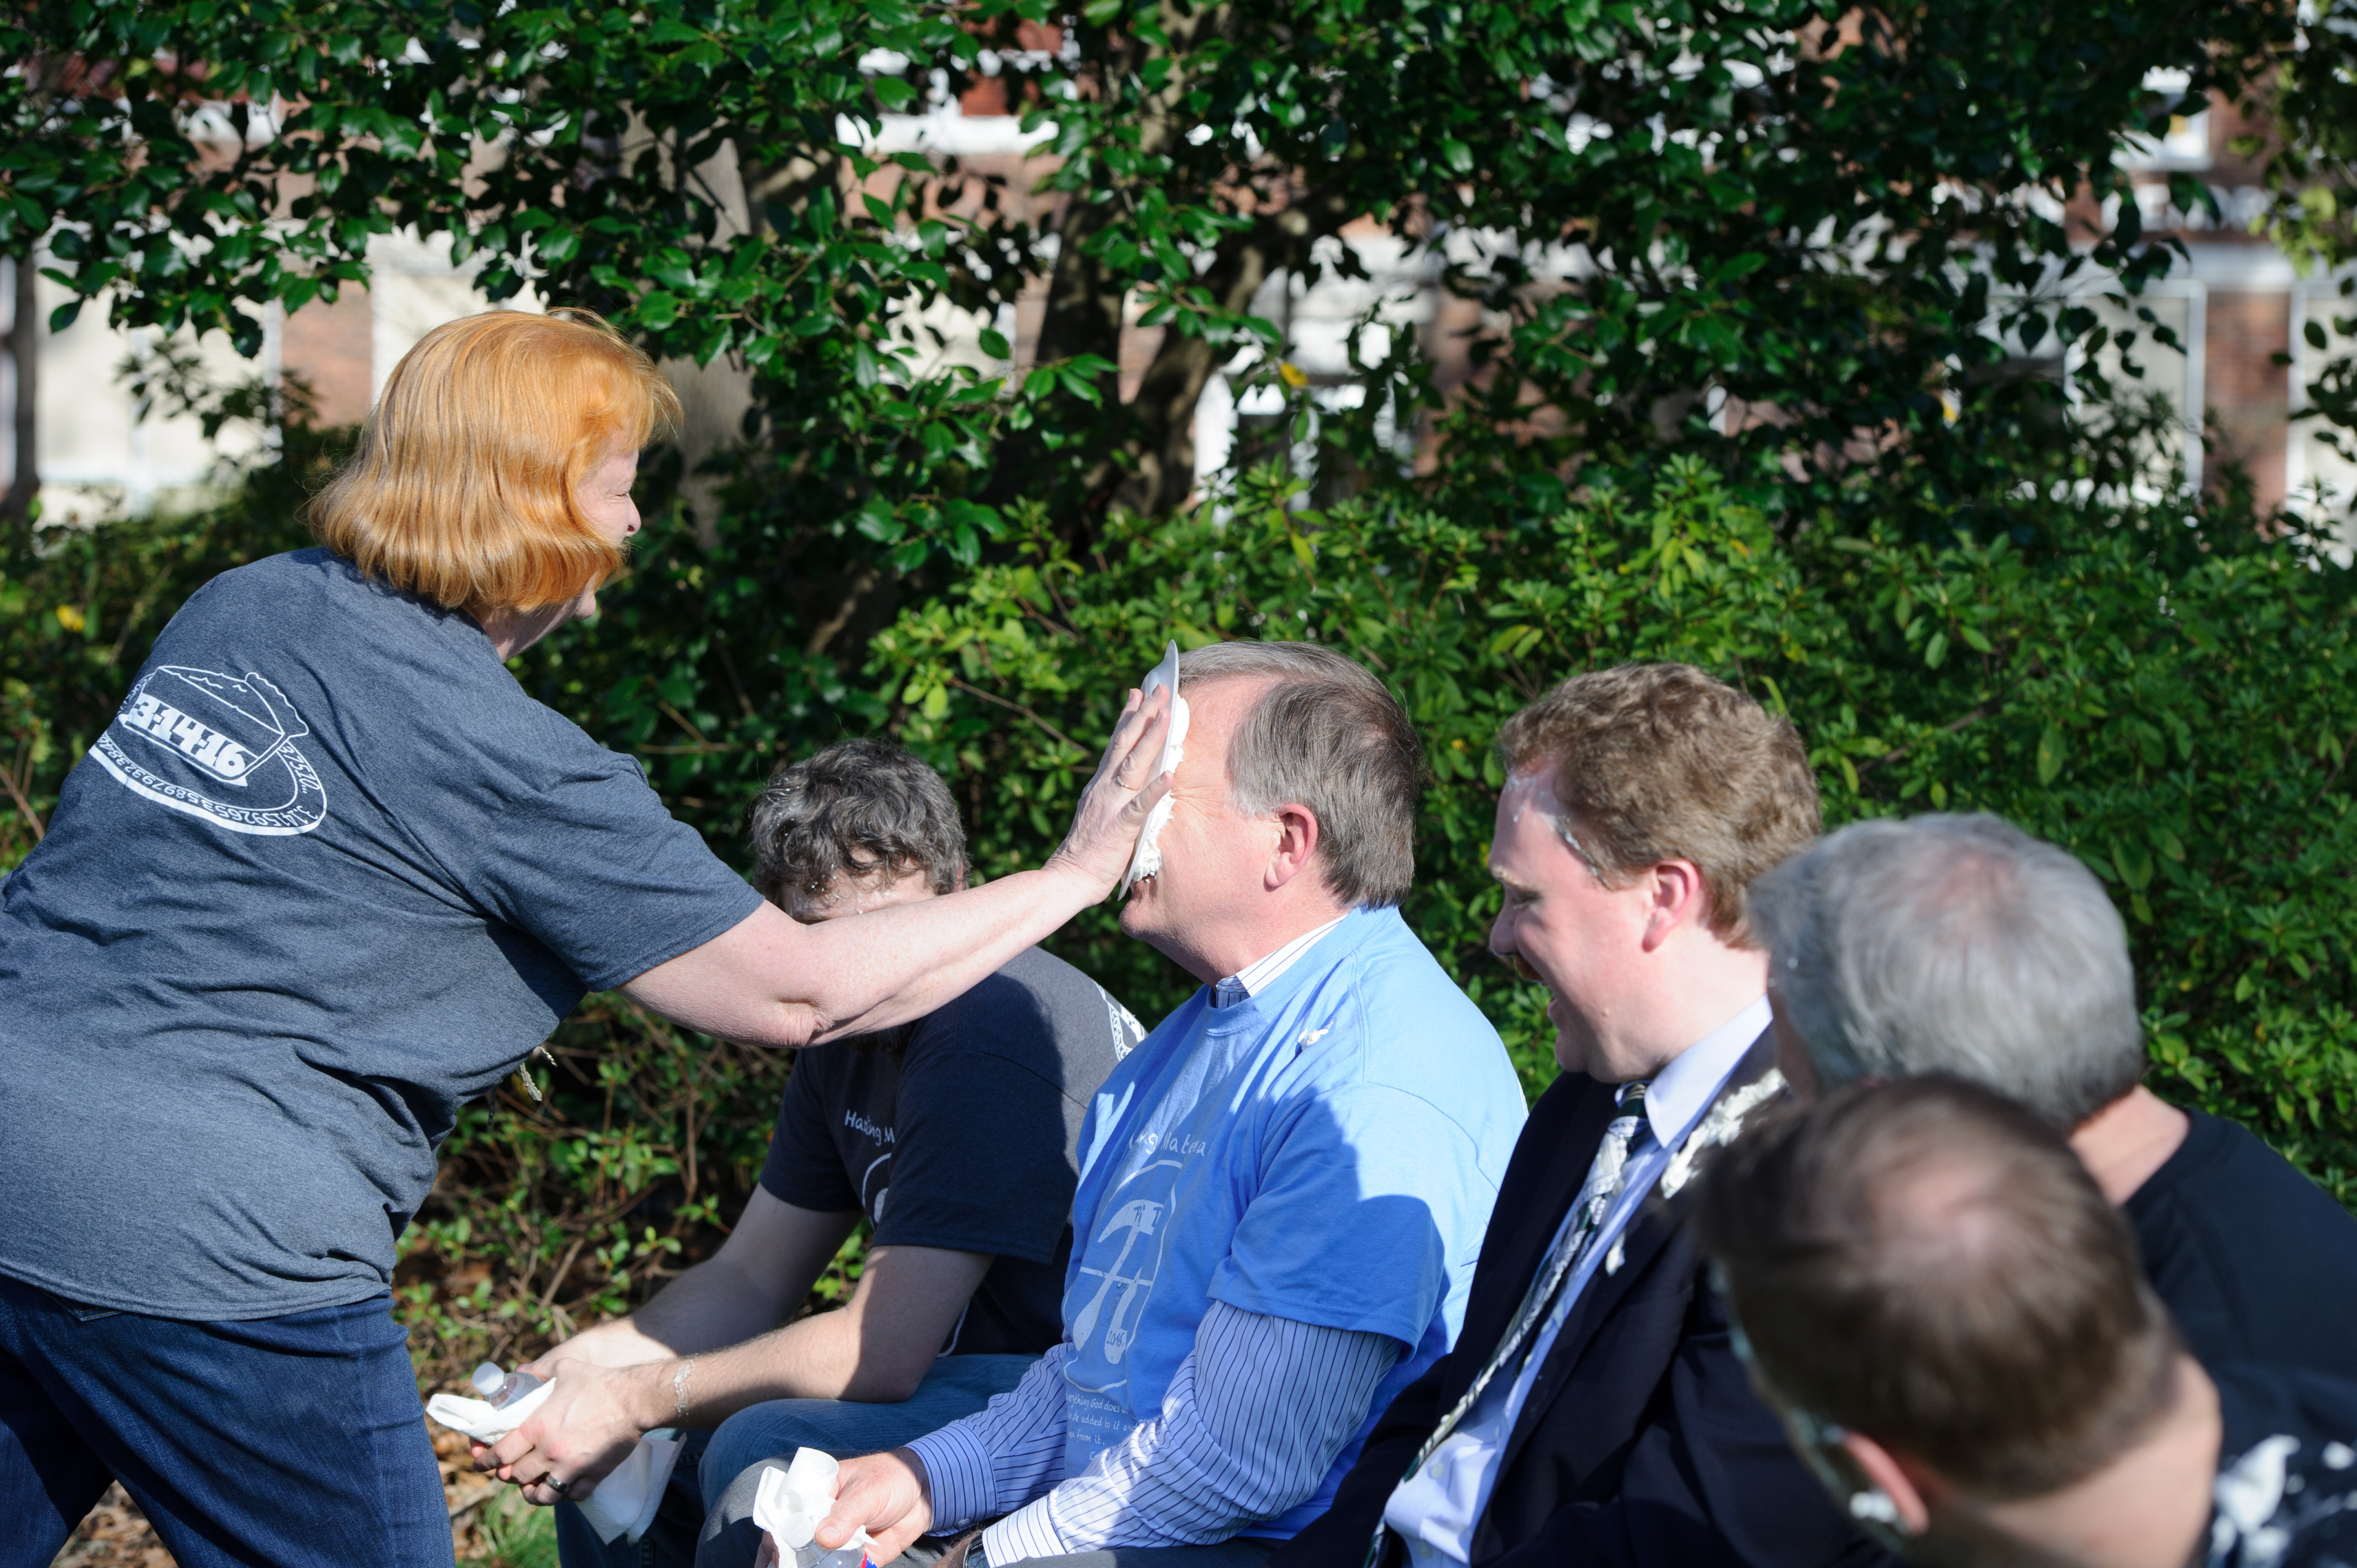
[
  {"x1": 906, "y1": 1342, "x2": 1078, "y2": 1533},
  {"x1": 982, "y1": 1301, "x2": 1401, "y2": 1561}
]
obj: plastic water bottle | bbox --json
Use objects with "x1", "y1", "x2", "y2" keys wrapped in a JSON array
[{"x1": 472, "y1": 1360, "x2": 544, "y2": 1409}]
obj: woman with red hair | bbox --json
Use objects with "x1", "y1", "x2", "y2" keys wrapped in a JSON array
[{"x1": 0, "y1": 309, "x2": 1172, "y2": 1565}]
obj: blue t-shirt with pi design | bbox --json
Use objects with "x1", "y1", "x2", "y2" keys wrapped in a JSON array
[{"x1": 1060, "y1": 905, "x2": 1527, "y2": 1539}]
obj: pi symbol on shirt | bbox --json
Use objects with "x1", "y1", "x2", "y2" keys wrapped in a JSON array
[{"x1": 1071, "y1": 1189, "x2": 1169, "y2": 1366}]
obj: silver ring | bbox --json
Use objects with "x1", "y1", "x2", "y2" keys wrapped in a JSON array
[{"x1": 546, "y1": 1475, "x2": 574, "y2": 1498}]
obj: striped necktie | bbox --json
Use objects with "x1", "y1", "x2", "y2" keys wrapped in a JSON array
[{"x1": 1368, "y1": 1082, "x2": 1651, "y2": 1566}]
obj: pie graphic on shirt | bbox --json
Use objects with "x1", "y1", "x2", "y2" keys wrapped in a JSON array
[{"x1": 92, "y1": 666, "x2": 328, "y2": 836}]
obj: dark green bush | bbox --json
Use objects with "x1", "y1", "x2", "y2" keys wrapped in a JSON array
[
  {"x1": 7, "y1": 440, "x2": 2353, "y2": 1387},
  {"x1": 868, "y1": 461, "x2": 2357, "y2": 1210}
]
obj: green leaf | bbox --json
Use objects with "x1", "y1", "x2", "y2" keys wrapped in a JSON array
[
  {"x1": 2035, "y1": 723, "x2": 2066, "y2": 785},
  {"x1": 979, "y1": 328, "x2": 1012, "y2": 359},
  {"x1": 1441, "y1": 138, "x2": 1474, "y2": 174},
  {"x1": 646, "y1": 249, "x2": 697, "y2": 291},
  {"x1": 1923, "y1": 630, "x2": 1948, "y2": 668}
]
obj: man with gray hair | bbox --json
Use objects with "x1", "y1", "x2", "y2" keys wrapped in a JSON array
[
  {"x1": 494, "y1": 739, "x2": 1146, "y2": 1568},
  {"x1": 1751, "y1": 811, "x2": 2357, "y2": 1380},
  {"x1": 796, "y1": 641, "x2": 1529, "y2": 1568}
]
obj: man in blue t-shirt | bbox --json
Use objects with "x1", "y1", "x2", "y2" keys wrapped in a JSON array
[{"x1": 735, "y1": 642, "x2": 1527, "y2": 1568}]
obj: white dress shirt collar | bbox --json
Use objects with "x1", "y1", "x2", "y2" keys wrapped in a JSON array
[
  {"x1": 1639, "y1": 994, "x2": 1773, "y2": 1151},
  {"x1": 1208, "y1": 914, "x2": 1350, "y2": 1009}
]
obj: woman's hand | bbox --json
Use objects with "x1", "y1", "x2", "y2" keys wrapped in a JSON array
[{"x1": 1044, "y1": 684, "x2": 1176, "y2": 900}]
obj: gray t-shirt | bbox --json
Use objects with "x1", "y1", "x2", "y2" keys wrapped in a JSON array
[
  {"x1": 761, "y1": 946, "x2": 1143, "y2": 1356},
  {"x1": 0, "y1": 549, "x2": 764, "y2": 1319}
]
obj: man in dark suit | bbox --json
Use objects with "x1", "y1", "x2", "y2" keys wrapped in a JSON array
[{"x1": 1274, "y1": 663, "x2": 1881, "y2": 1568}]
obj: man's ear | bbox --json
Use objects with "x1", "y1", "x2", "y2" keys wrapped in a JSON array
[
  {"x1": 1838, "y1": 1430, "x2": 1934, "y2": 1536},
  {"x1": 1639, "y1": 858, "x2": 1711, "y2": 952},
  {"x1": 1265, "y1": 803, "x2": 1322, "y2": 891}
]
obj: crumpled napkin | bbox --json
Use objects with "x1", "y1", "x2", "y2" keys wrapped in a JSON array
[
  {"x1": 1118, "y1": 640, "x2": 1191, "y2": 899},
  {"x1": 753, "y1": 1447, "x2": 873, "y2": 1568},
  {"x1": 425, "y1": 1378, "x2": 683, "y2": 1544}
]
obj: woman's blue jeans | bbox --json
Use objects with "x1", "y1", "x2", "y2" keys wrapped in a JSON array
[{"x1": 0, "y1": 1270, "x2": 451, "y2": 1567}]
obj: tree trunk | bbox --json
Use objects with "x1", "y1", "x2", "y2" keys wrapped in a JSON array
[
  {"x1": 4, "y1": 254, "x2": 35, "y2": 532},
  {"x1": 1109, "y1": 185, "x2": 1355, "y2": 517}
]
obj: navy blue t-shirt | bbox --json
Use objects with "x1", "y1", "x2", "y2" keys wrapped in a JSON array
[
  {"x1": 761, "y1": 945, "x2": 1143, "y2": 1357},
  {"x1": 2209, "y1": 1364, "x2": 2357, "y2": 1566},
  {"x1": 2127, "y1": 1107, "x2": 2357, "y2": 1381},
  {"x1": 0, "y1": 549, "x2": 763, "y2": 1319}
]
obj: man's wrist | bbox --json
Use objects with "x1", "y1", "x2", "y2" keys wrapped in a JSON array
[
  {"x1": 624, "y1": 1360, "x2": 679, "y2": 1431},
  {"x1": 891, "y1": 1445, "x2": 933, "y2": 1512}
]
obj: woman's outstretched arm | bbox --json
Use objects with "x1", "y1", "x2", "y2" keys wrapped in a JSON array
[{"x1": 621, "y1": 684, "x2": 1172, "y2": 1046}]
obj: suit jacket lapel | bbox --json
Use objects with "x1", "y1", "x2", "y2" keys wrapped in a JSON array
[
  {"x1": 1491, "y1": 1029, "x2": 1783, "y2": 1478},
  {"x1": 1442, "y1": 1076, "x2": 1625, "y2": 1409}
]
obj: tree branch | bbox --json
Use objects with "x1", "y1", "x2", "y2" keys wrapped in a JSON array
[{"x1": 947, "y1": 677, "x2": 1084, "y2": 754}]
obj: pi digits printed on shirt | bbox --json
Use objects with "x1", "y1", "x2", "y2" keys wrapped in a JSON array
[{"x1": 92, "y1": 664, "x2": 327, "y2": 835}]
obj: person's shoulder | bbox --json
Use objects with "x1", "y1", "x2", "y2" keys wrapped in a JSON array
[
  {"x1": 909, "y1": 946, "x2": 1134, "y2": 1089},
  {"x1": 1329, "y1": 913, "x2": 1513, "y2": 1077},
  {"x1": 167, "y1": 548, "x2": 338, "y2": 620},
  {"x1": 231, "y1": 547, "x2": 445, "y2": 621},
  {"x1": 189, "y1": 548, "x2": 519, "y2": 684},
  {"x1": 1298, "y1": 916, "x2": 1525, "y2": 1141},
  {"x1": 1333, "y1": 908, "x2": 1502, "y2": 1033},
  {"x1": 2211, "y1": 1362, "x2": 2357, "y2": 1567},
  {"x1": 2139, "y1": 1108, "x2": 2357, "y2": 1239},
  {"x1": 993, "y1": 943, "x2": 1109, "y2": 1009}
]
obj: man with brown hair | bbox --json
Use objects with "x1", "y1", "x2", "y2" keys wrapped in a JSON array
[
  {"x1": 1696, "y1": 1075, "x2": 2357, "y2": 1568},
  {"x1": 1274, "y1": 662, "x2": 1879, "y2": 1568}
]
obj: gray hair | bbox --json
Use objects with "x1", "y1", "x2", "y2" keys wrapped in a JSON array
[
  {"x1": 1176, "y1": 641, "x2": 1424, "y2": 908},
  {"x1": 747, "y1": 739, "x2": 966, "y2": 915},
  {"x1": 1749, "y1": 813, "x2": 2146, "y2": 1128}
]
